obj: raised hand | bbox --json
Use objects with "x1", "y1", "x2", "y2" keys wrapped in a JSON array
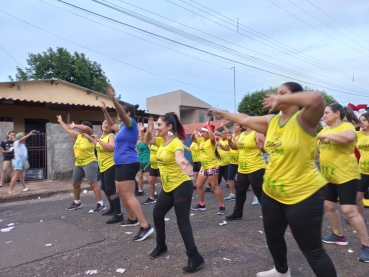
[
  {"x1": 226, "y1": 133, "x2": 233, "y2": 140},
  {"x1": 212, "y1": 109, "x2": 225, "y2": 119},
  {"x1": 105, "y1": 86, "x2": 115, "y2": 98},
  {"x1": 69, "y1": 121, "x2": 76, "y2": 129},
  {"x1": 56, "y1": 115, "x2": 62, "y2": 123},
  {"x1": 101, "y1": 101, "x2": 107, "y2": 112},
  {"x1": 262, "y1": 94, "x2": 280, "y2": 113},
  {"x1": 138, "y1": 123, "x2": 145, "y2": 132}
]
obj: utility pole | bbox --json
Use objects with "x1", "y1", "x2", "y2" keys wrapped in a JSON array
[{"x1": 230, "y1": 66, "x2": 236, "y2": 113}]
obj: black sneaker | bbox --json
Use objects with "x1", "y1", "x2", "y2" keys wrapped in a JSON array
[
  {"x1": 89, "y1": 203, "x2": 106, "y2": 213},
  {"x1": 182, "y1": 255, "x2": 205, "y2": 273},
  {"x1": 204, "y1": 187, "x2": 212, "y2": 193},
  {"x1": 217, "y1": 206, "x2": 226, "y2": 215},
  {"x1": 143, "y1": 197, "x2": 156, "y2": 205},
  {"x1": 149, "y1": 245, "x2": 168, "y2": 259},
  {"x1": 154, "y1": 193, "x2": 158, "y2": 199},
  {"x1": 66, "y1": 202, "x2": 83, "y2": 211},
  {"x1": 191, "y1": 203, "x2": 206, "y2": 211},
  {"x1": 135, "y1": 191, "x2": 145, "y2": 197},
  {"x1": 225, "y1": 214, "x2": 242, "y2": 221},
  {"x1": 102, "y1": 209, "x2": 114, "y2": 216},
  {"x1": 120, "y1": 218, "x2": 140, "y2": 227},
  {"x1": 106, "y1": 214, "x2": 124, "y2": 224},
  {"x1": 133, "y1": 224, "x2": 154, "y2": 242}
]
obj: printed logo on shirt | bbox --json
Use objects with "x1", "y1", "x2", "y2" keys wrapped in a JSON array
[
  {"x1": 360, "y1": 160, "x2": 369, "y2": 172},
  {"x1": 357, "y1": 139, "x2": 369, "y2": 152},
  {"x1": 264, "y1": 177, "x2": 287, "y2": 198},
  {"x1": 265, "y1": 132, "x2": 285, "y2": 156},
  {"x1": 318, "y1": 139, "x2": 332, "y2": 151},
  {"x1": 321, "y1": 165, "x2": 336, "y2": 180}
]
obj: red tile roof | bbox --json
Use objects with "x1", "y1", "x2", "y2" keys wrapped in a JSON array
[{"x1": 183, "y1": 120, "x2": 230, "y2": 135}]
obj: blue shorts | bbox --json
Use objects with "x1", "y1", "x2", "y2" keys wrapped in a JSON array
[
  {"x1": 227, "y1": 164, "x2": 238, "y2": 180},
  {"x1": 12, "y1": 156, "x2": 27, "y2": 170}
]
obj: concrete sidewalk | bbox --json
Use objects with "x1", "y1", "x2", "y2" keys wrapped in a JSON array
[{"x1": 0, "y1": 179, "x2": 90, "y2": 204}]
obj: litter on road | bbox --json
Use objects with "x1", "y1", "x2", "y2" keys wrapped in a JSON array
[
  {"x1": 83, "y1": 190, "x2": 88, "y2": 193},
  {"x1": 124, "y1": 232, "x2": 133, "y2": 234},
  {"x1": 223, "y1": 258, "x2": 231, "y2": 261},
  {"x1": 116, "y1": 268, "x2": 126, "y2": 273},
  {"x1": 7, "y1": 223, "x2": 15, "y2": 226},
  {"x1": 5, "y1": 241, "x2": 12, "y2": 243},
  {"x1": 219, "y1": 220, "x2": 227, "y2": 226},
  {"x1": 1, "y1": 227, "x2": 15, "y2": 232},
  {"x1": 258, "y1": 231, "x2": 264, "y2": 233},
  {"x1": 165, "y1": 255, "x2": 171, "y2": 260},
  {"x1": 40, "y1": 220, "x2": 44, "y2": 222},
  {"x1": 164, "y1": 218, "x2": 170, "y2": 221},
  {"x1": 348, "y1": 249, "x2": 354, "y2": 253},
  {"x1": 45, "y1": 244, "x2": 52, "y2": 246},
  {"x1": 84, "y1": 270, "x2": 98, "y2": 275}
]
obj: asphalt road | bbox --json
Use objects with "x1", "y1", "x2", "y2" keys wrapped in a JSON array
[{"x1": 0, "y1": 185, "x2": 368, "y2": 277}]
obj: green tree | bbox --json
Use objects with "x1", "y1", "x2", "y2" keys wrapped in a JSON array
[
  {"x1": 10, "y1": 47, "x2": 110, "y2": 94},
  {"x1": 238, "y1": 87, "x2": 337, "y2": 115}
]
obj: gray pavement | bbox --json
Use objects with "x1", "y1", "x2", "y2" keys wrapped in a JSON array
[{"x1": 0, "y1": 184, "x2": 368, "y2": 277}]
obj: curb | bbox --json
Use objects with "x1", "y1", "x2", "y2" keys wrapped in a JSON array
[{"x1": 0, "y1": 185, "x2": 90, "y2": 204}]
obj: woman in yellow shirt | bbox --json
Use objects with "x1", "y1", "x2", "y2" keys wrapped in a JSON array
[
  {"x1": 189, "y1": 129, "x2": 202, "y2": 185},
  {"x1": 319, "y1": 103, "x2": 369, "y2": 262},
  {"x1": 56, "y1": 116, "x2": 104, "y2": 213},
  {"x1": 357, "y1": 112, "x2": 369, "y2": 220},
  {"x1": 81, "y1": 120, "x2": 123, "y2": 224},
  {"x1": 144, "y1": 115, "x2": 204, "y2": 273},
  {"x1": 214, "y1": 82, "x2": 336, "y2": 277},
  {"x1": 191, "y1": 123, "x2": 225, "y2": 215},
  {"x1": 225, "y1": 122, "x2": 266, "y2": 221},
  {"x1": 216, "y1": 131, "x2": 230, "y2": 188}
]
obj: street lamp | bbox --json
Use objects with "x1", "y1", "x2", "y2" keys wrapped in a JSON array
[{"x1": 230, "y1": 66, "x2": 236, "y2": 113}]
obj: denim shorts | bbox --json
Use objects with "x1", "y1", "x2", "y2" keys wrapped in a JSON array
[{"x1": 12, "y1": 156, "x2": 27, "y2": 170}]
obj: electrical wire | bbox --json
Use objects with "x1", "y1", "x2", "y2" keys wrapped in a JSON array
[{"x1": 0, "y1": 43, "x2": 23, "y2": 67}]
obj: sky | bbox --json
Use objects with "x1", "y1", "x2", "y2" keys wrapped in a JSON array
[{"x1": 1, "y1": 0, "x2": 368, "y2": 113}]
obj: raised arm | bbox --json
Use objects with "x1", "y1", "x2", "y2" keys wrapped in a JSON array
[
  {"x1": 92, "y1": 134, "x2": 115, "y2": 152},
  {"x1": 213, "y1": 110, "x2": 272, "y2": 135},
  {"x1": 318, "y1": 131, "x2": 356, "y2": 144},
  {"x1": 18, "y1": 130, "x2": 36, "y2": 143},
  {"x1": 227, "y1": 132, "x2": 238, "y2": 150},
  {"x1": 69, "y1": 122, "x2": 93, "y2": 136},
  {"x1": 56, "y1": 115, "x2": 79, "y2": 139},
  {"x1": 105, "y1": 86, "x2": 131, "y2": 128},
  {"x1": 101, "y1": 101, "x2": 120, "y2": 132},
  {"x1": 206, "y1": 120, "x2": 216, "y2": 144},
  {"x1": 263, "y1": 91, "x2": 324, "y2": 135},
  {"x1": 190, "y1": 129, "x2": 198, "y2": 142},
  {"x1": 144, "y1": 117, "x2": 155, "y2": 145}
]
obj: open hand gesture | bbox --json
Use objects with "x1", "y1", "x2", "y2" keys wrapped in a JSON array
[
  {"x1": 138, "y1": 123, "x2": 145, "y2": 133},
  {"x1": 101, "y1": 101, "x2": 107, "y2": 112},
  {"x1": 69, "y1": 121, "x2": 76, "y2": 129},
  {"x1": 212, "y1": 109, "x2": 225, "y2": 119},
  {"x1": 105, "y1": 86, "x2": 115, "y2": 99},
  {"x1": 56, "y1": 115, "x2": 62, "y2": 123},
  {"x1": 262, "y1": 94, "x2": 280, "y2": 113}
]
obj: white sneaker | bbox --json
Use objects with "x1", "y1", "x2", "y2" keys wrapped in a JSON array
[
  {"x1": 224, "y1": 194, "x2": 236, "y2": 201},
  {"x1": 23, "y1": 187, "x2": 29, "y2": 192},
  {"x1": 256, "y1": 267, "x2": 291, "y2": 277}
]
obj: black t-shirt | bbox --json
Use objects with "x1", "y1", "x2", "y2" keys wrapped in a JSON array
[{"x1": 0, "y1": 140, "x2": 14, "y2": 159}]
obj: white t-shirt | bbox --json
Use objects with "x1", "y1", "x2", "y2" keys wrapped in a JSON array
[{"x1": 14, "y1": 140, "x2": 27, "y2": 158}]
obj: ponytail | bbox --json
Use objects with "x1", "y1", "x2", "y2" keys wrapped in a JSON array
[
  {"x1": 344, "y1": 106, "x2": 361, "y2": 126},
  {"x1": 160, "y1": 113, "x2": 187, "y2": 141}
]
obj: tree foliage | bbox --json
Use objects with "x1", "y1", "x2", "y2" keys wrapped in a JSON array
[
  {"x1": 10, "y1": 47, "x2": 110, "y2": 94},
  {"x1": 238, "y1": 86, "x2": 337, "y2": 115}
]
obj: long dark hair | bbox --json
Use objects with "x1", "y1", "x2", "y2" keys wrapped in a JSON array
[
  {"x1": 282, "y1": 82, "x2": 303, "y2": 93},
  {"x1": 160, "y1": 113, "x2": 186, "y2": 140},
  {"x1": 123, "y1": 105, "x2": 136, "y2": 117},
  {"x1": 344, "y1": 106, "x2": 361, "y2": 126}
]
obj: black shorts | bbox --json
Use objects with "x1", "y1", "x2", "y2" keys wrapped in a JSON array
[
  {"x1": 324, "y1": 179, "x2": 359, "y2": 205},
  {"x1": 2, "y1": 156, "x2": 13, "y2": 161},
  {"x1": 115, "y1": 162, "x2": 140, "y2": 182},
  {"x1": 139, "y1": 162, "x2": 150, "y2": 173},
  {"x1": 192, "y1": 162, "x2": 201, "y2": 173},
  {"x1": 149, "y1": 166, "x2": 160, "y2": 177},
  {"x1": 359, "y1": 174, "x2": 369, "y2": 193}
]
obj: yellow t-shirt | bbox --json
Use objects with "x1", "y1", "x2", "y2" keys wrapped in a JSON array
[
  {"x1": 318, "y1": 122, "x2": 360, "y2": 184},
  {"x1": 229, "y1": 134, "x2": 240, "y2": 164},
  {"x1": 237, "y1": 130, "x2": 266, "y2": 174},
  {"x1": 190, "y1": 139, "x2": 202, "y2": 162},
  {"x1": 218, "y1": 139, "x2": 230, "y2": 166},
  {"x1": 356, "y1": 131, "x2": 369, "y2": 175},
  {"x1": 73, "y1": 134, "x2": 96, "y2": 166},
  {"x1": 154, "y1": 137, "x2": 191, "y2": 192},
  {"x1": 263, "y1": 111, "x2": 326, "y2": 204},
  {"x1": 198, "y1": 137, "x2": 218, "y2": 170},
  {"x1": 150, "y1": 144, "x2": 159, "y2": 169},
  {"x1": 96, "y1": 133, "x2": 114, "y2": 172}
]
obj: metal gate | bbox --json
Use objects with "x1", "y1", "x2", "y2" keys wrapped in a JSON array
[{"x1": 25, "y1": 133, "x2": 47, "y2": 181}]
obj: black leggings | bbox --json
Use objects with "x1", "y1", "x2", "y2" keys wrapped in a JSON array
[
  {"x1": 218, "y1": 165, "x2": 229, "y2": 185},
  {"x1": 262, "y1": 188, "x2": 337, "y2": 277},
  {"x1": 101, "y1": 165, "x2": 121, "y2": 214},
  {"x1": 153, "y1": 180, "x2": 200, "y2": 258},
  {"x1": 232, "y1": 169, "x2": 264, "y2": 217}
]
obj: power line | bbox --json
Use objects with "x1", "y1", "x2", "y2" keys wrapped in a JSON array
[
  {"x1": 0, "y1": 9, "x2": 235, "y2": 96},
  {"x1": 49, "y1": 1, "x2": 369, "y2": 97},
  {"x1": 169, "y1": 0, "x2": 369, "y2": 86},
  {"x1": 285, "y1": 0, "x2": 369, "y2": 51},
  {"x1": 178, "y1": 0, "x2": 366, "y2": 81},
  {"x1": 304, "y1": 0, "x2": 369, "y2": 45},
  {"x1": 41, "y1": 0, "x2": 282, "y2": 90},
  {"x1": 267, "y1": 0, "x2": 369, "y2": 58},
  {"x1": 90, "y1": 0, "x2": 369, "y2": 94},
  {"x1": 0, "y1": 43, "x2": 23, "y2": 67}
]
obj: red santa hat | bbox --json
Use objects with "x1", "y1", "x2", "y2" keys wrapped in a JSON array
[{"x1": 201, "y1": 124, "x2": 215, "y2": 133}]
